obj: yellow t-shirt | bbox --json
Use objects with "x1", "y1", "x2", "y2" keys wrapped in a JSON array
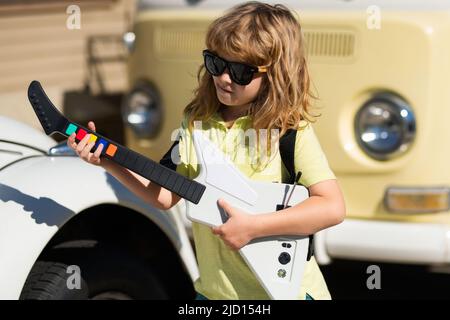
[{"x1": 175, "y1": 112, "x2": 336, "y2": 300}]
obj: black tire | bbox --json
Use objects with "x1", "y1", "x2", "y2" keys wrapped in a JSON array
[
  {"x1": 20, "y1": 245, "x2": 169, "y2": 300},
  {"x1": 19, "y1": 261, "x2": 89, "y2": 300}
]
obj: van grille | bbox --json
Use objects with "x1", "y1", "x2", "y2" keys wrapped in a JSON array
[
  {"x1": 154, "y1": 28, "x2": 205, "y2": 60},
  {"x1": 304, "y1": 29, "x2": 356, "y2": 58},
  {"x1": 154, "y1": 28, "x2": 356, "y2": 61}
]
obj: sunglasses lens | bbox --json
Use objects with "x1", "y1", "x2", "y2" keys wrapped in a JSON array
[
  {"x1": 204, "y1": 51, "x2": 257, "y2": 85},
  {"x1": 205, "y1": 54, "x2": 226, "y2": 76},
  {"x1": 229, "y1": 62, "x2": 254, "y2": 85}
]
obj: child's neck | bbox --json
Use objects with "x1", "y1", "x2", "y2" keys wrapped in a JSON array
[{"x1": 219, "y1": 104, "x2": 250, "y2": 128}]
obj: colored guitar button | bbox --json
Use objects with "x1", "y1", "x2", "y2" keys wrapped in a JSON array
[
  {"x1": 96, "y1": 138, "x2": 109, "y2": 154},
  {"x1": 76, "y1": 128, "x2": 87, "y2": 140},
  {"x1": 89, "y1": 134, "x2": 98, "y2": 143},
  {"x1": 65, "y1": 123, "x2": 77, "y2": 136},
  {"x1": 106, "y1": 144, "x2": 117, "y2": 157}
]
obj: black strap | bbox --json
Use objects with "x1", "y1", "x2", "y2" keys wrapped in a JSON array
[
  {"x1": 279, "y1": 129, "x2": 297, "y2": 185},
  {"x1": 279, "y1": 128, "x2": 314, "y2": 261},
  {"x1": 159, "y1": 140, "x2": 180, "y2": 171}
]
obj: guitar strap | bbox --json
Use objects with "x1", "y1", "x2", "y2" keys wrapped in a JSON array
[
  {"x1": 279, "y1": 129, "x2": 297, "y2": 185},
  {"x1": 279, "y1": 128, "x2": 314, "y2": 261},
  {"x1": 159, "y1": 140, "x2": 179, "y2": 171}
]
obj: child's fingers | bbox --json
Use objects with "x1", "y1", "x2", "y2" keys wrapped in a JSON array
[
  {"x1": 88, "y1": 121, "x2": 96, "y2": 132},
  {"x1": 80, "y1": 141, "x2": 95, "y2": 159},
  {"x1": 68, "y1": 133, "x2": 75, "y2": 143},
  {"x1": 76, "y1": 134, "x2": 91, "y2": 154},
  {"x1": 212, "y1": 226, "x2": 223, "y2": 236},
  {"x1": 92, "y1": 143, "x2": 103, "y2": 160},
  {"x1": 67, "y1": 133, "x2": 77, "y2": 149}
]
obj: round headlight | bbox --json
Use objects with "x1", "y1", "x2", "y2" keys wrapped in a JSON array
[
  {"x1": 122, "y1": 82, "x2": 163, "y2": 139},
  {"x1": 354, "y1": 93, "x2": 416, "y2": 160},
  {"x1": 122, "y1": 31, "x2": 135, "y2": 53}
]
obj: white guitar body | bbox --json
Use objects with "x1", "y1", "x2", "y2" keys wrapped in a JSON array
[{"x1": 186, "y1": 130, "x2": 310, "y2": 300}]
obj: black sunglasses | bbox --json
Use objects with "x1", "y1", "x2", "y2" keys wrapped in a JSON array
[{"x1": 202, "y1": 50, "x2": 268, "y2": 86}]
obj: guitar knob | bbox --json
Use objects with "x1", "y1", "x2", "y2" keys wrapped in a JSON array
[{"x1": 278, "y1": 252, "x2": 291, "y2": 265}]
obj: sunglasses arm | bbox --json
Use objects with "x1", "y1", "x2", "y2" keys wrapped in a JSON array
[{"x1": 257, "y1": 66, "x2": 269, "y2": 73}]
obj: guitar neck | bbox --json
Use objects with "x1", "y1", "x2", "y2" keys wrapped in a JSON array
[{"x1": 27, "y1": 80, "x2": 205, "y2": 204}]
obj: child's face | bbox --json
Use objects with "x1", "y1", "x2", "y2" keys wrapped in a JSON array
[{"x1": 212, "y1": 52, "x2": 263, "y2": 108}]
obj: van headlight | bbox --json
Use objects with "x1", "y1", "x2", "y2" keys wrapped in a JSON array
[
  {"x1": 123, "y1": 31, "x2": 136, "y2": 53},
  {"x1": 122, "y1": 82, "x2": 163, "y2": 139},
  {"x1": 354, "y1": 93, "x2": 416, "y2": 160}
]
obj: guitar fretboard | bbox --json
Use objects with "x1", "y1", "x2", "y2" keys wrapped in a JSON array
[{"x1": 28, "y1": 80, "x2": 205, "y2": 204}]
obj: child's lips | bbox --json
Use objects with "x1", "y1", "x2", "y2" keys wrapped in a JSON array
[{"x1": 218, "y1": 86, "x2": 233, "y2": 94}]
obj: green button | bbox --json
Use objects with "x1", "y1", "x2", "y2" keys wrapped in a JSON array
[{"x1": 65, "y1": 123, "x2": 77, "y2": 135}]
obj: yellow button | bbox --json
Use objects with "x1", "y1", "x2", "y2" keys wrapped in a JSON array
[{"x1": 89, "y1": 134, "x2": 98, "y2": 143}]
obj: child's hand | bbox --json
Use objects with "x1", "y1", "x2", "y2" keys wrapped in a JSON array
[
  {"x1": 212, "y1": 199, "x2": 256, "y2": 251},
  {"x1": 66, "y1": 121, "x2": 104, "y2": 166}
]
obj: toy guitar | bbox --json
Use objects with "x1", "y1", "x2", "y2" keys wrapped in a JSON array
[{"x1": 28, "y1": 80, "x2": 310, "y2": 300}]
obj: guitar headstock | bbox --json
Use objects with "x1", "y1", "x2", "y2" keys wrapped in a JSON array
[{"x1": 27, "y1": 80, "x2": 67, "y2": 136}]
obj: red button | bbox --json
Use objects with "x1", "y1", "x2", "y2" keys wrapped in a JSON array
[{"x1": 76, "y1": 129, "x2": 87, "y2": 140}]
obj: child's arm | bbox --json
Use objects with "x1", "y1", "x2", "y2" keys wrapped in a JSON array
[
  {"x1": 253, "y1": 179, "x2": 346, "y2": 236},
  {"x1": 213, "y1": 179, "x2": 345, "y2": 250},
  {"x1": 100, "y1": 158, "x2": 182, "y2": 210},
  {"x1": 67, "y1": 121, "x2": 181, "y2": 210}
]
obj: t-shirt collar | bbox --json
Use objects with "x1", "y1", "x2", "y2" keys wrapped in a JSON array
[{"x1": 210, "y1": 110, "x2": 251, "y2": 129}]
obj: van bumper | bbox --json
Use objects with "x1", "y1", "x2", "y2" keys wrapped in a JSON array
[{"x1": 314, "y1": 219, "x2": 450, "y2": 265}]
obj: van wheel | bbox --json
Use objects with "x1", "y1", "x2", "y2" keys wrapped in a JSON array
[{"x1": 20, "y1": 246, "x2": 169, "y2": 300}]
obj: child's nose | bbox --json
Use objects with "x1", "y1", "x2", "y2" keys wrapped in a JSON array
[{"x1": 218, "y1": 68, "x2": 232, "y2": 83}]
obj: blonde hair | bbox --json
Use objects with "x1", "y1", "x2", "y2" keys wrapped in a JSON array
[{"x1": 184, "y1": 1, "x2": 318, "y2": 138}]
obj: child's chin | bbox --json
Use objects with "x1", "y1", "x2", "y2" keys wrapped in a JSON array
[{"x1": 217, "y1": 96, "x2": 238, "y2": 107}]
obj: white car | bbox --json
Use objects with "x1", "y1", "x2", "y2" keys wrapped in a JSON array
[{"x1": 0, "y1": 116, "x2": 199, "y2": 300}]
